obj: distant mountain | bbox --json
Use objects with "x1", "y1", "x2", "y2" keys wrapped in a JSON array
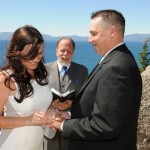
[
  {"x1": 0, "y1": 32, "x2": 88, "y2": 41},
  {"x1": 0, "y1": 32, "x2": 150, "y2": 42},
  {"x1": 42, "y1": 34, "x2": 88, "y2": 41},
  {"x1": 65, "y1": 35, "x2": 88, "y2": 41},
  {"x1": 124, "y1": 33, "x2": 150, "y2": 42},
  {"x1": 146, "y1": 37, "x2": 150, "y2": 42},
  {"x1": 0, "y1": 32, "x2": 12, "y2": 40}
]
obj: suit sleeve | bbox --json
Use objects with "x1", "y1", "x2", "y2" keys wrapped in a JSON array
[{"x1": 62, "y1": 65, "x2": 135, "y2": 140}]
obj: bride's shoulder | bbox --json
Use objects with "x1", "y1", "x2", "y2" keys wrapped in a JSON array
[
  {"x1": 0, "y1": 70, "x2": 16, "y2": 92},
  {"x1": 0, "y1": 71, "x2": 7, "y2": 82}
]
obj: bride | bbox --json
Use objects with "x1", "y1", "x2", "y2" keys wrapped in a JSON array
[{"x1": 0, "y1": 25, "x2": 53, "y2": 150}]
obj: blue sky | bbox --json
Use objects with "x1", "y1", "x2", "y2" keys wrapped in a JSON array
[{"x1": 0, "y1": 0, "x2": 150, "y2": 36}]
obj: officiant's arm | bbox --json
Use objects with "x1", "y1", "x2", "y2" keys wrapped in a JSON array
[{"x1": 52, "y1": 99, "x2": 73, "y2": 110}]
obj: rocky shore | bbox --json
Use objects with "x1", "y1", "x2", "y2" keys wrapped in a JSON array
[{"x1": 137, "y1": 65, "x2": 150, "y2": 150}]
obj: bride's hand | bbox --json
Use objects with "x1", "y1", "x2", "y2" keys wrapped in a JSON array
[{"x1": 29, "y1": 110, "x2": 48, "y2": 125}]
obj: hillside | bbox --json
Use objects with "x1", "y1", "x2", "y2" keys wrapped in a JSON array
[
  {"x1": 124, "y1": 33, "x2": 150, "y2": 42},
  {"x1": 0, "y1": 32, "x2": 150, "y2": 42}
]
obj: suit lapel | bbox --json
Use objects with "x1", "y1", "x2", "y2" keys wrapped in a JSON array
[
  {"x1": 77, "y1": 44, "x2": 126, "y2": 95},
  {"x1": 78, "y1": 63, "x2": 102, "y2": 94},
  {"x1": 50, "y1": 62, "x2": 61, "y2": 91},
  {"x1": 65, "y1": 63, "x2": 75, "y2": 90}
]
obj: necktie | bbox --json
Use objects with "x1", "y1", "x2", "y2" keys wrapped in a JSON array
[{"x1": 61, "y1": 66, "x2": 67, "y2": 78}]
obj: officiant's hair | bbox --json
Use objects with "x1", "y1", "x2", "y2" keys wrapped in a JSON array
[{"x1": 56, "y1": 37, "x2": 75, "y2": 50}]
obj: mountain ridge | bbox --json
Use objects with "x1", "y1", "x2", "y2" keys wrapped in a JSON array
[{"x1": 0, "y1": 32, "x2": 150, "y2": 42}]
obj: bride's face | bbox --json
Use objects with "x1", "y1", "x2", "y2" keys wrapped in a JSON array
[{"x1": 19, "y1": 44, "x2": 43, "y2": 74}]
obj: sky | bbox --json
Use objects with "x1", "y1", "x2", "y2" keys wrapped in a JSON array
[{"x1": 0, "y1": 0, "x2": 150, "y2": 36}]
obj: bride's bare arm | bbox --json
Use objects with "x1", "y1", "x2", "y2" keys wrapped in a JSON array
[{"x1": 0, "y1": 73, "x2": 48, "y2": 129}]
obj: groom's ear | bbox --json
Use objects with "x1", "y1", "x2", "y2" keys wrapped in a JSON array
[{"x1": 110, "y1": 26, "x2": 116, "y2": 38}]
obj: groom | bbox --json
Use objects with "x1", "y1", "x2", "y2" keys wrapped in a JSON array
[{"x1": 49, "y1": 9, "x2": 142, "y2": 150}]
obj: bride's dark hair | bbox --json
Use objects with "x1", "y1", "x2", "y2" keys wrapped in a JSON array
[{"x1": 3, "y1": 25, "x2": 48, "y2": 103}]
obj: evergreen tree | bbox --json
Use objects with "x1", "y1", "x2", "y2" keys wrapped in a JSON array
[{"x1": 139, "y1": 41, "x2": 150, "y2": 72}]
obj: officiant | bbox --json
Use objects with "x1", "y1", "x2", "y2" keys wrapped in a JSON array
[{"x1": 45, "y1": 37, "x2": 88, "y2": 150}]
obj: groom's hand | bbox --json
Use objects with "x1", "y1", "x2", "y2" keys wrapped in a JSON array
[
  {"x1": 49, "y1": 116, "x2": 65, "y2": 130},
  {"x1": 48, "y1": 110, "x2": 70, "y2": 130}
]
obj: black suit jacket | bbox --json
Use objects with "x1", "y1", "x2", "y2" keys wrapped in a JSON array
[{"x1": 62, "y1": 44, "x2": 142, "y2": 150}]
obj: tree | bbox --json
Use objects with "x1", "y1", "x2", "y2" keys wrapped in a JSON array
[{"x1": 139, "y1": 41, "x2": 150, "y2": 72}]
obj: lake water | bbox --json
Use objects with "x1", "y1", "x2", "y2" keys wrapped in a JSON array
[{"x1": 0, "y1": 40, "x2": 149, "y2": 73}]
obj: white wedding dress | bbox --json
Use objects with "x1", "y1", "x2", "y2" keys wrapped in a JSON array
[{"x1": 0, "y1": 77, "x2": 52, "y2": 150}]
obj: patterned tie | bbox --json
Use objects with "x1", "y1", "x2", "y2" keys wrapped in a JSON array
[{"x1": 61, "y1": 66, "x2": 67, "y2": 78}]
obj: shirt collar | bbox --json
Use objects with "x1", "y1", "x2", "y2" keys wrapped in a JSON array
[
  {"x1": 57, "y1": 60, "x2": 71, "y2": 72},
  {"x1": 99, "y1": 42, "x2": 124, "y2": 64}
]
